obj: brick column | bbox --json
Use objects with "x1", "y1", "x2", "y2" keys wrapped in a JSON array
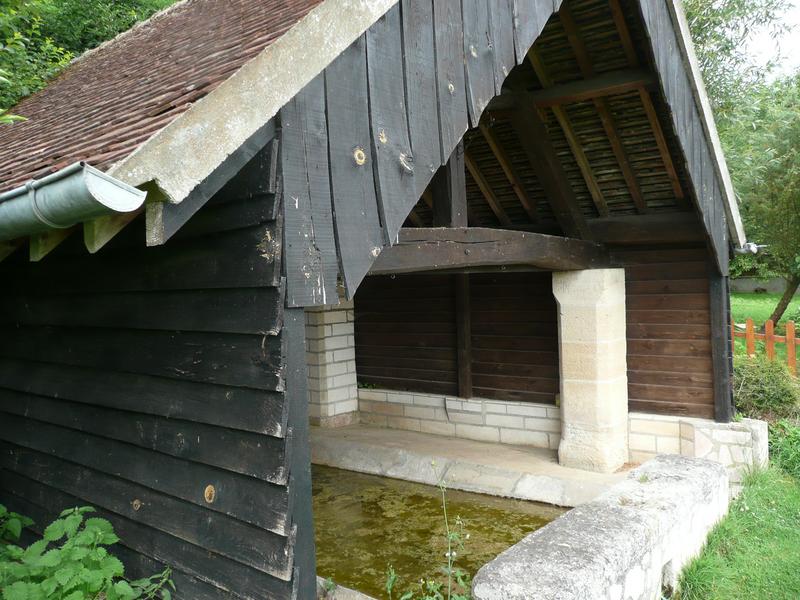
[
  {"x1": 305, "y1": 300, "x2": 359, "y2": 427},
  {"x1": 552, "y1": 269, "x2": 628, "y2": 472}
]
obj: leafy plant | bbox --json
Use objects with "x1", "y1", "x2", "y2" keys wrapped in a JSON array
[
  {"x1": 385, "y1": 468, "x2": 471, "y2": 600},
  {"x1": 0, "y1": 504, "x2": 174, "y2": 599},
  {"x1": 0, "y1": 0, "x2": 175, "y2": 111},
  {"x1": 0, "y1": 505, "x2": 33, "y2": 545},
  {"x1": 733, "y1": 355, "x2": 800, "y2": 421}
]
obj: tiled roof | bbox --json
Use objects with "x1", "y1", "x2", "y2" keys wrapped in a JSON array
[{"x1": 0, "y1": 0, "x2": 323, "y2": 193}]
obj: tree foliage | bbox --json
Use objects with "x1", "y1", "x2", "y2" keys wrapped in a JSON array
[
  {"x1": 0, "y1": 0, "x2": 173, "y2": 111},
  {"x1": 685, "y1": 0, "x2": 800, "y2": 320}
]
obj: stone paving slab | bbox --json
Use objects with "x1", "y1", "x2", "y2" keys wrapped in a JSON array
[{"x1": 311, "y1": 425, "x2": 625, "y2": 506}]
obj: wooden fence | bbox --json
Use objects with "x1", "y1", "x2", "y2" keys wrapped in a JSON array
[{"x1": 731, "y1": 318, "x2": 799, "y2": 375}]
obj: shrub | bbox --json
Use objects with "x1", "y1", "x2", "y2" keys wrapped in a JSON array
[
  {"x1": 0, "y1": 504, "x2": 174, "y2": 599},
  {"x1": 770, "y1": 420, "x2": 800, "y2": 479},
  {"x1": 733, "y1": 355, "x2": 800, "y2": 420}
]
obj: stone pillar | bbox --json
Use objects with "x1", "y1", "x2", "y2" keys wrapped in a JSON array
[
  {"x1": 305, "y1": 300, "x2": 359, "y2": 427},
  {"x1": 552, "y1": 269, "x2": 628, "y2": 472}
]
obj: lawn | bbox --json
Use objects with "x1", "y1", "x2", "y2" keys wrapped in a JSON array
[
  {"x1": 730, "y1": 292, "x2": 800, "y2": 363},
  {"x1": 730, "y1": 292, "x2": 800, "y2": 327},
  {"x1": 678, "y1": 468, "x2": 800, "y2": 600}
]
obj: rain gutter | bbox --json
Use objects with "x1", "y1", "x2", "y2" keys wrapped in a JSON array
[{"x1": 0, "y1": 162, "x2": 146, "y2": 242}]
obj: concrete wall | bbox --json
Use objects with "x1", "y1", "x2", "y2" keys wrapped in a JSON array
[
  {"x1": 731, "y1": 276, "x2": 795, "y2": 295},
  {"x1": 472, "y1": 455, "x2": 730, "y2": 600}
]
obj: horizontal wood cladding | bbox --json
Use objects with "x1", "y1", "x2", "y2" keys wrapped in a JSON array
[
  {"x1": 470, "y1": 273, "x2": 559, "y2": 404},
  {"x1": 354, "y1": 272, "x2": 559, "y2": 404},
  {"x1": 0, "y1": 167, "x2": 312, "y2": 597},
  {"x1": 356, "y1": 274, "x2": 459, "y2": 396},
  {"x1": 619, "y1": 245, "x2": 716, "y2": 418}
]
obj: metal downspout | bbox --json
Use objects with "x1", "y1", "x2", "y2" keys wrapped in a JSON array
[{"x1": 0, "y1": 162, "x2": 146, "y2": 242}]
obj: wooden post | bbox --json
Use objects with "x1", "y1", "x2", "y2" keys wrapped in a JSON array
[
  {"x1": 730, "y1": 317, "x2": 735, "y2": 356},
  {"x1": 765, "y1": 319, "x2": 775, "y2": 359},
  {"x1": 709, "y1": 271, "x2": 733, "y2": 422},
  {"x1": 432, "y1": 142, "x2": 468, "y2": 228},
  {"x1": 745, "y1": 318, "x2": 755, "y2": 356},
  {"x1": 788, "y1": 321, "x2": 797, "y2": 375},
  {"x1": 456, "y1": 274, "x2": 473, "y2": 398}
]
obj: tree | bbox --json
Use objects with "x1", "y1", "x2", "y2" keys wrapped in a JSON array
[
  {"x1": 723, "y1": 75, "x2": 800, "y2": 322},
  {"x1": 685, "y1": 0, "x2": 800, "y2": 322},
  {"x1": 0, "y1": 0, "x2": 174, "y2": 112}
]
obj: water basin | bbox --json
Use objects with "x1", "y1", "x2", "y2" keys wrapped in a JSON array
[{"x1": 313, "y1": 465, "x2": 565, "y2": 598}]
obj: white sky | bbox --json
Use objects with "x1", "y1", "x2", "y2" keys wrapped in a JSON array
[{"x1": 746, "y1": 1, "x2": 800, "y2": 78}]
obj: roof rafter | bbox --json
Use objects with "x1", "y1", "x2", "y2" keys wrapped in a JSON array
[
  {"x1": 558, "y1": 4, "x2": 648, "y2": 214},
  {"x1": 529, "y1": 68, "x2": 655, "y2": 108},
  {"x1": 478, "y1": 120, "x2": 538, "y2": 222},
  {"x1": 527, "y1": 49, "x2": 609, "y2": 217},
  {"x1": 508, "y1": 107, "x2": 592, "y2": 240},
  {"x1": 464, "y1": 148, "x2": 512, "y2": 227},
  {"x1": 608, "y1": 0, "x2": 687, "y2": 207}
]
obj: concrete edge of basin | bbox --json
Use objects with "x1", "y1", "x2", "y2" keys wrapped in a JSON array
[{"x1": 311, "y1": 430, "x2": 619, "y2": 507}]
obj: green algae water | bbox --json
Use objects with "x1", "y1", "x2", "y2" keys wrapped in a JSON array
[{"x1": 313, "y1": 465, "x2": 565, "y2": 598}]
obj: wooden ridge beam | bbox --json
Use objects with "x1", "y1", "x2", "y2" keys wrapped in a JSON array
[
  {"x1": 559, "y1": 5, "x2": 648, "y2": 214},
  {"x1": 527, "y1": 50, "x2": 609, "y2": 217},
  {"x1": 479, "y1": 120, "x2": 538, "y2": 222},
  {"x1": 529, "y1": 68, "x2": 656, "y2": 108},
  {"x1": 510, "y1": 107, "x2": 592, "y2": 240},
  {"x1": 464, "y1": 149, "x2": 512, "y2": 227},
  {"x1": 370, "y1": 227, "x2": 610, "y2": 274},
  {"x1": 608, "y1": 0, "x2": 687, "y2": 206}
]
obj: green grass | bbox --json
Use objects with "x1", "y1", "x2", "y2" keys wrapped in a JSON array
[
  {"x1": 678, "y1": 468, "x2": 800, "y2": 600},
  {"x1": 730, "y1": 293, "x2": 800, "y2": 327},
  {"x1": 730, "y1": 293, "x2": 800, "y2": 363}
]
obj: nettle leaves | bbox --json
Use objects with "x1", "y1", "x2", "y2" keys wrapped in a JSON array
[{"x1": 0, "y1": 504, "x2": 174, "y2": 600}]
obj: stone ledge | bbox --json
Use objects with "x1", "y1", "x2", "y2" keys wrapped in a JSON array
[{"x1": 472, "y1": 455, "x2": 729, "y2": 600}]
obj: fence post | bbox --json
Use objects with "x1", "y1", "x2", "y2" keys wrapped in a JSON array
[
  {"x1": 788, "y1": 321, "x2": 797, "y2": 376},
  {"x1": 745, "y1": 318, "x2": 755, "y2": 356},
  {"x1": 765, "y1": 319, "x2": 775, "y2": 359}
]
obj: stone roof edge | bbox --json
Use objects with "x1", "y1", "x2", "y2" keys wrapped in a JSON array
[{"x1": 108, "y1": 0, "x2": 398, "y2": 206}]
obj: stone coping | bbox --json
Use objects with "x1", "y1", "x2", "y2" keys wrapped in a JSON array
[{"x1": 472, "y1": 455, "x2": 729, "y2": 600}]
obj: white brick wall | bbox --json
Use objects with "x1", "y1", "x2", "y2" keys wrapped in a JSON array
[
  {"x1": 358, "y1": 389, "x2": 562, "y2": 450},
  {"x1": 357, "y1": 389, "x2": 769, "y2": 484},
  {"x1": 305, "y1": 301, "x2": 359, "y2": 427}
]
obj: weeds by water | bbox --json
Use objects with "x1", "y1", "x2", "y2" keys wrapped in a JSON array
[{"x1": 386, "y1": 466, "x2": 471, "y2": 600}]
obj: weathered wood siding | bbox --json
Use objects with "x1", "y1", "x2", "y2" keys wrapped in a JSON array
[
  {"x1": 280, "y1": 0, "x2": 565, "y2": 306},
  {"x1": 355, "y1": 273, "x2": 559, "y2": 405},
  {"x1": 0, "y1": 144, "x2": 316, "y2": 599},
  {"x1": 618, "y1": 245, "x2": 716, "y2": 419}
]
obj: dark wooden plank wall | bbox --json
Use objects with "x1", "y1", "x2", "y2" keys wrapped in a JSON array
[
  {"x1": 354, "y1": 273, "x2": 559, "y2": 405},
  {"x1": 618, "y1": 245, "x2": 716, "y2": 419},
  {"x1": 280, "y1": 0, "x2": 564, "y2": 304},
  {"x1": 470, "y1": 273, "x2": 559, "y2": 404},
  {"x1": 356, "y1": 253, "x2": 717, "y2": 419},
  {"x1": 355, "y1": 275, "x2": 459, "y2": 395},
  {"x1": 0, "y1": 144, "x2": 316, "y2": 599}
]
